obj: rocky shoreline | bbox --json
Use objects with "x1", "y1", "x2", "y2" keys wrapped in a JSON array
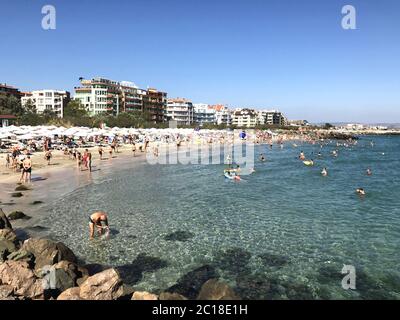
[{"x1": 0, "y1": 208, "x2": 239, "y2": 301}]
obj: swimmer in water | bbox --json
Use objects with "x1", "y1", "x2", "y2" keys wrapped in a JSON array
[
  {"x1": 317, "y1": 152, "x2": 322, "y2": 158},
  {"x1": 89, "y1": 211, "x2": 110, "y2": 239},
  {"x1": 260, "y1": 154, "x2": 266, "y2": 162},
  {"x1": 366, "y1": 168, "x2": 372, "y2": 176},
  {"x1": 299, "y1": 151, "x2": 305, "y2": 160},
  {"x1": 321, "y1": 168, "x2": 328, "y2": 176},
  {"x1": 356, "y1": 188, "x2": 366, "y2": 196}
]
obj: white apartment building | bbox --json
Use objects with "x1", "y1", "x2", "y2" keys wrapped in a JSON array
[
  {"x1": 232, "y1": 108, "x2": 257, "y2": 127},
  {"x1": 193, "y1": 104, "x2": 216, "y2": 126},
  {"x1": 21, "y1": 90, "x2": 70, "y2": 118},
  {"x1": 167, "y1": 98, "x2": 194, "y2": 126},
  {"x1": 74, "y1": 78, "x2": 120, "y2": 116},
  {"x1": 209, "y1": 105, "x2": 232, "y2": 126}
]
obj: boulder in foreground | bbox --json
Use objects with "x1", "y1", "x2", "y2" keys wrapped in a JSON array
[
  {"x1": 79, "y1": 268, "x2": 124, "y2": 300},
  {"x1": 197, "y1": 279, "x2": 240, "y2": 300}
]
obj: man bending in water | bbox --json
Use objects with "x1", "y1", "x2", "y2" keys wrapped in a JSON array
[{"x1": 89, "y1": 211, "x2": 109, "y2": 239}]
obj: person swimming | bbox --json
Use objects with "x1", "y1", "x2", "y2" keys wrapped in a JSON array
[
  {"x1": 366, "y1": 168, "x2": 372, "y2": 176},
  {"x1": 356, "y1": 188, "x2": 366, "y2": 196},
  {"x1": 317, "y1": 152, "x2": 322, "y2": 158},
  {"x1": 321, "y1": 168, "x2": 328, "y2": 176},
  {"x1": 299, "y1": 151, "x2": 305, "y2": 160},
  {"x1": 89, "y1": 211, "x2": 110, "y2": 239},
  {"x1": 260, "y1": 154, "x2": 266, "y2": 161}
]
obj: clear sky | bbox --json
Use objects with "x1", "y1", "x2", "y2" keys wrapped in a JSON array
[{"x1": 1, "y1": 0, "x2": 399, "y2": 123}]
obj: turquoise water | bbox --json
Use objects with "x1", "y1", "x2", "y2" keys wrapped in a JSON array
[{"x1": 37, "y1": 136, "x2": 400, "y2": 299}]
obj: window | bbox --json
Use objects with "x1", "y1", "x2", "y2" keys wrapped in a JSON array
[{"x1": 45, "y1": 92, "x2": 52, "y2": 97}]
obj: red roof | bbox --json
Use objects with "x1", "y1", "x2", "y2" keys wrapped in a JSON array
[{"x1": 0, "y1": 115, "x2": 17, "y2": 119}]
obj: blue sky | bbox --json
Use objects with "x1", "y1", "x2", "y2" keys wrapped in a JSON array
[{"x1": 0, "y1": 0, "x2": 399, "y2": 123}]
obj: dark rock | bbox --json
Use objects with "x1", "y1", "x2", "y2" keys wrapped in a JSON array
[
  {"x1": 11, "y1": 192, "x2": 23, "y2": 198},
  {"x1": 31, "y1": 201, "x2": 44, "y2": 205},
  {"x1": 285, "y1": 282, "x2": 315, "y2": 300},
  {"x1": 116, "y1": 253, "x2": 168, "y2": 286},
  {"x1": 0, "y1": 239, "x2": 18, "y2": 262},
  {"x1": 0, "y1": 208, "x2": 12, "y2": 230},
  {"x1": 164, "y1": 231, "x2": 194, "y2": 242},
  {"x1": 7, "y1": 211, "x2": 31, "y2": 221},
  {"x1": 25, "y1": 225, "x2": 48, "y2": 232},
  {"x1": 317, "y1": 264, "x2": 342, "y2": 285},
  {"x1": 213, "y1": 247, "x2": 252, "y2": 276},
  {"x1": 235, "y1": 274, "x2": 273, "y2": 300},
  {"x1": 15, "y1": 185, "x2": 30, "y2": 192},
  {"x1": 258, "y1": 252, "x2": 290, "y2": 268},
  {"x1": 167, "y1": 265, "x2": 219, "y2": 300},
  {"x1": 84, "y1": 263, "x2": 110, "y2": 276},
  {"x1": 22, "y1": 238, "x2": 77, "y2": 270}
]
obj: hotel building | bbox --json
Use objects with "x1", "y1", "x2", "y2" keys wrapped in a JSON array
[
  {"x1": 209, "y1": 104, "x2": 232, "y2": 126},
  {"x1": 21, "y1": 90, "x2": 70, "y2": 118},
  {"x1": 193, "y1": 104, "x2": 216, "y2": 126},
  {"x1": 0, "y1": 83, "x2": 22, "y2": 99},
  {"x1": 143, "y1": 88, "x2": 168, "y2": 123},
  {"x1": 166, "y1": 98, "x2": 194, "y2": 126},
  {"x1": 232, "y1": 108, "x2": 257, "y2": 127}
]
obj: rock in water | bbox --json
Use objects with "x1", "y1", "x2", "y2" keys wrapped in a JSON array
[
  {"x1": 258, "y1": 252, "x2": 290, "y2": 267},
  {"x1": 164, "y1": 231, "x2": 195, "y2": 242},
  {"x1": 57, "y1": 287, "x2": 82, "y2": 300},
  {"x1": 79, "y1": 268, "x2": 124, "y2": 300},
  {"x1": 22, "y1": 238, "x2": 77, "y2": 270},
  {"x1": 197, "y1": 279, "x2": 240, "y2": 300},
  {"x1": 31, "y1": 201, "x2": 44, "y2": 205},
  {"x1": 0, "y1": 209, "x2": 12, "y2": 230},
  {"x1": 0, "y1": 261, "x2": 44, "y2": 299},
  {"x1": 15, "y1": 185, "x2": 30, "y2": 191},
  {"x1": 7, "y1": 211, "x2": 31, "y2": 221},
  {"x1": 131, "y1": 291, "x2": 159, "y2": 300},
  {"x1": 11, "y1": 192, "x2": 23, "y2": 198},
  {"x1": 167, "y1": 265, "x2": 219, "y2": 300}
]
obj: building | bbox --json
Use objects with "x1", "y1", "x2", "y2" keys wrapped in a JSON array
[
  {"x1": 74, "y1": 77, "x2": 121, "y2": 116},
  {"x1": 232, "y1": 108, "x2": 257, "y2": 127},
  {"x1": 21, "y1": 90, "x2": 70, "y2": 118},
  {"x1": 142, "y1": 88, "x2": 167, "y2": 123},
  {"x1": 209, "y1": 104, "x2": 232, "y2": 126},
  {"x1": 166, "y1": 98, "x2": 194, "y2": 126},
  {"x1": 0, "y1": 83, "x2": 22, "y2": 99},
  {"x1": 119, "y1": 81, "x2": 143, "y2": 113},
  {"x1": 288, "y1": 120, "x2": 309, "y2": 127},
  {"x1": 0, "y1": 115, "x2": 17, "y2": 127},
  {"x1": 257, "y1": 110, "x2": 286, "y2": 126},
  {"x1": 193, "y1": 104, "x2": 216, "y2": 126}
]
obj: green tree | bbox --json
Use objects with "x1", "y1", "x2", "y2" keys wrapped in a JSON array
[
  {"x1": 0, "y1": 95, "x2": 24, "y2": 115},
  {"x1": 64, "y1": 99, "x2": 88, "y2": 118}
]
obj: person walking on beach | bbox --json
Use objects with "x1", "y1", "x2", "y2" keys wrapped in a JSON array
[
  {"x1": 86, "y1": 149, "x2": 92, "y2": 172},
  {"x1": 132, "y1": 142, "x2": 136, "y2": 157},
  {"x1": 21, "y1": 156, "x2": 32, "y2": 183},
  {"x1": 98, "y1": 146, "x2": 103, "y2": 160},
  {"x1": 45, "y1": 150, "x2": 52, "y2": 165},
  {"x1": 5, "y1": 153, "x2": 10, "y2": 168},
  {"x1": 89, "y1": 211, "x2": 110, "y2": 239}
]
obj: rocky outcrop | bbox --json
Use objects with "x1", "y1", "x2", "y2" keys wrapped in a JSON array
[
  {"x1": 22, "y1": 238, "x2": 77, "y2": 270},
  {"x1": 0, "y1": 209, "x2": 12, "y2": 230},
  {"x1": 0, "y1": 285, "x2": 15, "y2": 300},
  {"x1": 0, "y1": 229, "x2": 18, "y2": 243},
  {"x1": 0, "y1": 260, "x2": 44, "y2": 299},
  {"x1": 159, "y1": 292, "x2": 188, "y2": 300},
  {"x1": 197, "y1": 279, "x2": 240, "y2": 300},
  {"x1": 79, "y1": 268, "x2": 124, "y2": 300},
  {"x1": 56, "y1": 287, "x2": 82, "y2": 300},
  {"x1": 131, "y1": 291, "x2": 158, "y2": 300},
  {"x1": 7, "y1": 249, "x2": 35, "y2": 266},
  {"x1": 0, "y1": 239, "x2": 18, "y2": 262}
]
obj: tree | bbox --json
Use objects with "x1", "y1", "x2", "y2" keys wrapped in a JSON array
[
  {"x1": 0, "y1": 95, "x2": 24, "y2": 115},
  {"x1": 323, "y1": 123, "x2": 334, "y2": 129},
  {"x1": 23, "y1": 99, "x2": 37, "y2": 114},
  {"x1": 64, "y1": 99, "x2": 88, "y2": 118}
]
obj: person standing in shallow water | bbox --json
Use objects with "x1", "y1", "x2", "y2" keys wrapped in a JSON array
[{"x1": 89, "y1": 211, "x2": 109, "y2": 239}]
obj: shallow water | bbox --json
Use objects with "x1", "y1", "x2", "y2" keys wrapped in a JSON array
[{"x1": 32, "y1": 136, "x2": 400, "y2": 299}]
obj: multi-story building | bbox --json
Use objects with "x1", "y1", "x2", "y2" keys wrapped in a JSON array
[
  {"x1": 257, "y1": 110, "x2": 286, "y2": 126},
  {"x1": 120, "y1": 81, "x2": 143, "y2": 113},
  {"x1": 232, "y1": 108, "x2": 257, "y2": 127},
  {"x1": 74, "y1": 77, "x2": 120, "y2": 116},
  {"x1": 0, "y1": 83, "x2": 22, "y2": 99},
  {"x1": 142, "y1": 88, "x2": 167, "y2": 123},
  {"x1": 21, "y1": 90, "x2": 70, "y2": 118},
  {"x1": 166, "y1": 98, "x2": 194, "y2": 126},
  {"x1": 209, "y1": 104, "x2": 232, "y2": 126},
  {"x1": 193, "y1": 104, "x2": 216, "y2": 126}
]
